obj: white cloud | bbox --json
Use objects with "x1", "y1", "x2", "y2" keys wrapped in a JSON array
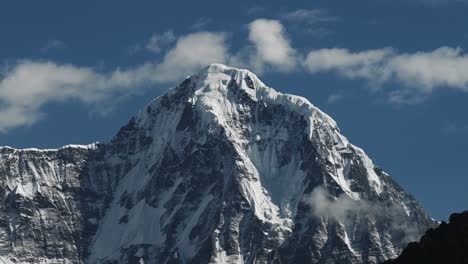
[
  {"x1": 304, "y1": 48, "x2": 392, "y2": 79},
  {"x1": 386, "y1": 47, "x2": 468, "y2": 92},
  {"x1": 304, "y1": 46, "x2": 468, "y2": 102},
  {"x1": 0, "y1": 19, "x2": 298, "y2": 132},
  {"x1": 0, "y1": 32, "x2": 228, "y2": 132},
  {"x1": 0, "y1": 61, "x2": 154, "y2": 132},
  {"x1": 247, "y1": 19, "x2": 298, "y2": 71},
  {"x1": 145, "y1": 31, "x2": 176, "y2": 54},
  {"x1": 282, "y1": 9, "x2": 337, "y2": 25},
  {"x1": 152, "y1": 32, "x2": 227, "y2": 82},
  {"x1": 5, "y1": 18, "x2": 468, "y2": 131}
]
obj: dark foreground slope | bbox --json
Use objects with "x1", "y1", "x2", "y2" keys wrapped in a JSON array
[
  {"x1": 0, "y1": 64, "x2": 436, "y2": 264},
  {"x1": 382, "y1": 211, "x2": 468, "y2": 264}
]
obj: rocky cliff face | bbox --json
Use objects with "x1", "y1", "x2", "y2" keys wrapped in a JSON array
[
  {"x1": 0, "y1": 145, "x2": 111, "y2": 263},
  {"x1": 0, "y1": 64, "x2": 436, "y2": 264}
]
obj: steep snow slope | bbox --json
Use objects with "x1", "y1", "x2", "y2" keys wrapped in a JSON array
[{"x1": 0, "y1": 64, "x2": 435, "y2": 264}]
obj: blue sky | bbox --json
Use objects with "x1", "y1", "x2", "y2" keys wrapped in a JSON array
[{"x1": 1, "y1": 0, "x2": 467, "y2": 220}]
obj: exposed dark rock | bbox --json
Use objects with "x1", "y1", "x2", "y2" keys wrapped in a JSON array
[{"x1": 382, "y1": 211, "x2": 468, "y2": 264}]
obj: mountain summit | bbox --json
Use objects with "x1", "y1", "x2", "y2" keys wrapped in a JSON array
[{"x1": 0, "y1": 64, "x2": 435, "y2": 264}]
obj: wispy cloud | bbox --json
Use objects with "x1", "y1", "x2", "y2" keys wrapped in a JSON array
[
  {"x1": 280, "y1": 9, "x2": 337, "y2": 38},
  {"x1": 145, "y1": 31, "x2": 176, "y2": 54},
  {"x1": 190, "y1": 18, "x2": 212, "y2": 30},
  {"x1": 127, "y1": 31, "x2": 177, "y2": 56},
  {"x1": 305, "y1": 186, "x2": 423, "y2": 243},
  {"x1": 127, "y1": 44, "x2": 142, "y2": 56},
  {"x1": 441, "y1": 123, "x2": 468, "y2": 135},
  {"x1": 246, "y1": 5, "x2": 265, "y2": 15},
  {"x1": 282, "y1": 9, "x2": 338, "y2": 25},
  {"x1": 41, "y1": 39, "x2": 66, "y2": 52},
  {"x1": 326, "y1": 93, "x2": 344, "y2": 104}
]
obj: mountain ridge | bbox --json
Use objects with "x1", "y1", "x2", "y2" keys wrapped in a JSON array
[{"x1": 0, "y1": 64, "x2": 436, "y2": 264}]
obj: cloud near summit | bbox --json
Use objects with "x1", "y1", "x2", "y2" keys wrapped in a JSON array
[
  {"x1": 0, "y1": 32, "x2": 228, "y2": 132},
  {"x1": 247, "y1": 19, "x2": 298, "y2": 71},
  {"x1": 1, "y1": 18, "x2": 468, "y2": 131},
  {"x1": 0, "y1": 18, "x2": 297, "y2": 132}
]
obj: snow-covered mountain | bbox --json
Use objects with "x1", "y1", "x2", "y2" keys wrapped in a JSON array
[{"x1": 0, "y1": 64, "x2": 435, "y2": 264}]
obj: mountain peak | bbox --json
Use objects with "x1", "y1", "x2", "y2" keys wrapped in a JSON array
[
  {"x1": 200, "y1": 63, "x2": 254, "y2": 76},
  {"x1": 138, "y1": 64, "x2": 340, "y2": 152},
  {"x1": 98, "y1": 66, "x2": 437, "y2": 262},
  {"x1": 0, "y1": 65, "x2": 436, "y2": 264},
  {"x1": 177, "y1": 64, "x2": 337, "y2": 129},
  {"x1": 202, "y1": 63, "x2": 242, "y2": 73},
  {"x1": 192, "y1": 63, "x2": 266, "y2": 94}
]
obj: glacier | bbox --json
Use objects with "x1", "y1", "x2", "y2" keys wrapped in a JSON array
[{"x1": 0, "y1": 64, "x2": 435, "y2": 264}]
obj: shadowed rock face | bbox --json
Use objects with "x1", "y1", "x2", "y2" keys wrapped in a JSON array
[
  {"x1": 0, "y1": 64, "x2": 436, "y2": 264},
  {"x1": 382, "y1": 211, "x2": 468, "y2": 264}
]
